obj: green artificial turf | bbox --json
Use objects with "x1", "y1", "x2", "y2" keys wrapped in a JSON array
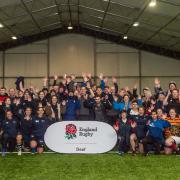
[{"x1": 0, "y1": 153, "x2": 179, "y2": 180}]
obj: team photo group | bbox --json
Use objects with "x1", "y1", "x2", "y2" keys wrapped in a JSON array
[{"x1": 0, "y1": 73, "x2": 179, "y2": 156}]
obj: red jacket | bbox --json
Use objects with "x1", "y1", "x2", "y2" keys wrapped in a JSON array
[{"x1": 0, "y1": 95, "x2": 9, "y2": 103}]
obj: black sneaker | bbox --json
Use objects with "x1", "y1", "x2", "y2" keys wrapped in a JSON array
[
  {"x1": 143, "y1": 152, "x2": 149, "y2": 156},
  {"x1": 176, "y1": 148, "x2": 180, "y2": 155},
  {"x1": 132, "y1": 151, "x2": 137, "y2": 156},
  {"x1": 118, "y1": 151, "x2": 124, "y2": 156}
]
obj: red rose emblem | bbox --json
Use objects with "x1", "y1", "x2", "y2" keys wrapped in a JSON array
[{"x1": 65, "y1": 124, "x2": 77, "y2": 139}]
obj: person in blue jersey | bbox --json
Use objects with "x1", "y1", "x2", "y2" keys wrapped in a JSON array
[
  {"x1": 130, "y1": 106, "x2": 148, "y2": 155},
  {"x1": 113, "y1": 94, "x2": 131, "y2": 113},
  {"x1": 142, "y1": 110, "x2": 171, "y2": 156},
  {"x1": 30, "y1": 107, "x2": 52, "y2": 154},
  {"x1": 63, "y1": 91, "x2": 81, "y2": 120},
  {"x1": 20, "y1": 107, "x2": 33, "y2": 152},
  {"x1": 0, "y1": 110, "x2": 22, "y2": 157}
]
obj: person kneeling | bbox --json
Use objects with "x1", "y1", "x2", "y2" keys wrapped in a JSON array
[
  {"x1": 142, "y1": 110, "x2": 171, "y2": 156},
  {"x1": 30, "y1": 107, "x2": 52, "y2": 154}
]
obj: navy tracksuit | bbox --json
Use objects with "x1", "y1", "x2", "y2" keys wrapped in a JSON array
[
  {"x1": 31, "y1": 116, "x2": 51, "y2": 147},
  {"x1": 1, "y1": 118, "x2": 20, "y2": 151},
  {"x1": 20, "y1": 116, "x2": 33, "y2": 147},
  {"x1": 117, "y1": 119, "x2": 131, "y2": 152},
  {"x1": 130, "y1": 115, "x2": 148, "y2": 142}
]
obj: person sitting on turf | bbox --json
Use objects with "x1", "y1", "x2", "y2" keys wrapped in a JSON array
[
  {"x1": 142, "y1": 110, "x2": 171, "y2": 156},
  {"x1": 30, "y1": 107, "x2": 52, "y2": 154},
  {"x1": 164, "y1": 108, "x2": 180, "y2": 155}
]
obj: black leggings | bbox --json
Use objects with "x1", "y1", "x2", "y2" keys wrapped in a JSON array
[{"x1": 1, "y1": 133, "x2": 16, "y2": 152}]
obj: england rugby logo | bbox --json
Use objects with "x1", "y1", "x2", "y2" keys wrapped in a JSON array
[{"x1": 65, "y1": 124, "x2": 77, "y2": 140}]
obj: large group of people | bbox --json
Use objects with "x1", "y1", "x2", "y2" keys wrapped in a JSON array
[{"x1": 0, "y1": 73, "x2": 179, "y2": 156}]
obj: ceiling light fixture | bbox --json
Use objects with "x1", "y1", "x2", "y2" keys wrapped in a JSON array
[
  {"x1": 11, "y1": 36, "x2": 17, "y2": 40},
  {"x1": 133, "y1": 22, "x2": 139, "y2": 27},
  {"x1": 0, "y1": 23, "x2": 4, "y2": 28},
  {"x1": 149, "y1": 0, "x2": 157, "y2": 7},
  {"x1": 123, "y1": 35, "x2": 128, "y2": 39},
  {"x1": 67, "y1": 23, "x2": 73, "y2": 30}
]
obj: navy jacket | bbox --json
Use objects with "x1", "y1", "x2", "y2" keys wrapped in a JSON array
[
  {"x1": 117, "y1": 119, "x2": 131, "y2": 145},
  {"x1": 64, "y1": 97, "x2": 81, "y2": 120},
  {"x1": 20, "y1": 116, "x2": 33, "y2": 136},
  {"x1": 2, "y1": 118, "x2": 20, "y2": 137},
  {"x1": 31, "y1": 116, "x2": 51, "y2": 138},
  {"x1": 130, "y1": 115, "x2": 148, "y2": 139}
]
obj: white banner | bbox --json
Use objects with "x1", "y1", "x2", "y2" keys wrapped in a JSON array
[{"x1": 44, "y1": 121, "x2": 117, "y2": 154}]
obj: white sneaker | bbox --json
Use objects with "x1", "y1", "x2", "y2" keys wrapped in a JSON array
[{"x1": 18, "y1": 150, "x2": 22, "y2": 156}]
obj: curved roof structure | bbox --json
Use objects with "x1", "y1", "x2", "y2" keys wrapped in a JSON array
[{"x1": 0, "y1": 0, "x2": 179, "y2": 58}]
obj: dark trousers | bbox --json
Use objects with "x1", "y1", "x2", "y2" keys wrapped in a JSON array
[
  {"x1": 118, "y1": 136, "x2": 129, "y2": 153},
  {"x1": 1, "y1": 133, "x2": 16, "y2": 152},
  {"x1": 142, "y1": 136, "x2": 162, "y2": 154}
]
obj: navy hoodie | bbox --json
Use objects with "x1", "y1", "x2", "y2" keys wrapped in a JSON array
[
  {"x1": 31, "y1": 116, "x2": 50, "y2": 138},
  {"x1": 2, "y1": 118, "x2": 20, "y2": 137}
]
